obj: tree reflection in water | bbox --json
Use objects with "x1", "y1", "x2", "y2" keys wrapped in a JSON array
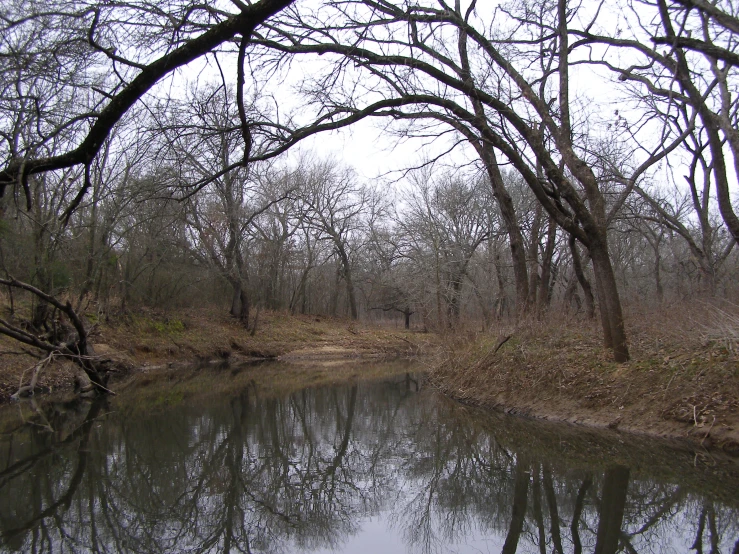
[{"x1": 0, "y1": 371, "x2": 738, "y2": 553}]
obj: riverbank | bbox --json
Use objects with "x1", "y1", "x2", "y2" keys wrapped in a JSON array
[
  {"x1": 3, "y1": 302, "x2": 739, "y2": 457},
  {"x1": 430, "y1": 303, "x2": 739, "y2": 457},
  {"x1": 0, "y1": 308, "x2": 435, "y2": 403}
]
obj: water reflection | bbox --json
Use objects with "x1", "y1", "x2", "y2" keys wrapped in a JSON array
[{"x1": 0, "y1": 370, "x2": 738, "y2": 553}]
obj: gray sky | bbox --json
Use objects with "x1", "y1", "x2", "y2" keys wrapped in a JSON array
[{"x1": 168, "y1": 0, "x2": 737, "y2": 204}]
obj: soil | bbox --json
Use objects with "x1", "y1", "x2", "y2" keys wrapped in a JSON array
[
  {"x1": 0, "y1": 307, "x2": 436, "y2": 403},
  {"x1": 430, "y1": 303, "x2": 739, "y2": 459}
]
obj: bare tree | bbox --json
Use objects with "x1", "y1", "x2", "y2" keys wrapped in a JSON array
[
  {"x1": 396, "y1": 169, "x2": 491, "y2": 329},
  {"x1": 0, "y1": 277, "x2": 113, "y2": 393},
  {"x1": 156, "y1": 86, "x2": 294, "y2": 322},
  {"x1": 0, "y1": 0, "x2": 295, "y2": 207},
  {"x1": 573, "y1": 0, "x2": 739, "y2": 244},
  {"x1": 297, "y1": 159, "x2": 370, "y2": 320},
  {"x1": 255, "y1": 0, "x2": 691, "y2": 359}
]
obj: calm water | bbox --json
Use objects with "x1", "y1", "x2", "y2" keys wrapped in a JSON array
[{"x1": 1, "y1": 364, "x2": 738, "y2": 553}]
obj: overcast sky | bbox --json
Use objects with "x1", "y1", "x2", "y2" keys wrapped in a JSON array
[{"x1": 167, "y1": 0, "x2": 737, "y2": 202}]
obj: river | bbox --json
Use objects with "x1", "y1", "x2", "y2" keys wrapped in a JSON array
[{"x1": 1, "y1": 361, "x2": 738, "y2": 553}]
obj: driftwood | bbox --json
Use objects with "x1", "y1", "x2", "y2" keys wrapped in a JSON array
[
  {"x1": 10, "y1": 354, "x2": 56, "y2": 400},
  {"x1": 0, "y1": 277, "x2": 115, "y2": 398}
]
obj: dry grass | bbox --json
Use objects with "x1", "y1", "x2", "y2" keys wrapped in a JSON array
[
  {"x1": 97, "y1": 307, "x2": 433, "y2": 363},
  {"x1": 4, "y1": 297, "x2": 739, "y2": 455},
  {"x1": 696, "y1": 301, "x2": 739, "y2": 354},
  {"x1": 430, "y1": 301, "x2": 739, "y2": 455}
]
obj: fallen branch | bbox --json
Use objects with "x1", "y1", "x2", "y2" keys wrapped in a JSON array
[
  {"x1": 0, "y1": 276, "x2": 113, "y2": 396},
  {"x1": 11, "y1": 354, "x2": 56, "y2": 400},
  {"x1": 493, "y1": 334, "x2": 513, "y2": 354}
]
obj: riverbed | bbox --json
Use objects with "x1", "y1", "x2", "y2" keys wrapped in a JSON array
[{"x1": 1, "y1": 360, "x2": 738, "y2": 553}]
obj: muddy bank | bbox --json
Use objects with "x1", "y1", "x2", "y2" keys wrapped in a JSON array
[
  {"x1": 0, "y1": 308, "x2": 437, "y2": 403},
  {"x1": 430, "y1": 313, "x2": 739, "y2": 457},
  {"x1": 5, "y1": 303, "x2": 739, "y2": 460}
]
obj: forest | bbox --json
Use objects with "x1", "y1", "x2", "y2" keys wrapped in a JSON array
[{"x1": 0, "y1": 0, "x2": 738, "y2": 393}]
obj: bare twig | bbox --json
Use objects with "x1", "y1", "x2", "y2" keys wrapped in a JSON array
[{"x1": 700, "y1": 416, "x2": 716, "y2": 446}]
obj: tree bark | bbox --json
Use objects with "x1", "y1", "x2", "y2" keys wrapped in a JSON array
[
  {"x1": 569, "y1": 236, "x2": 595, "y2": 319},
  {"x1": 528, "y1": 202, "x2": 543, "y2": 308},
  {"x1": 538, "y1": 215, "x2": 557, "y2": 313},
  {"x1": 493, "y1": 244, "x2": 509, "y2": 318},
  {"x1": 229, "y1": 280, "x2": 250, "y2": 323},
  {"x1": 340, "y1": 255, "x2": 359, "y2": 320},
  {"x1": 654, "y1": 248, "x2": 664, "y2": 302},
  {"x1": 571, "y1": 475, "x2": 592, "y2": 554},
  {"x1": 590, "y1": 240, "x2": 629, "y2": 362},
  {"x1": 543, "y1": 466, "x2": 564, "y2": 554}
]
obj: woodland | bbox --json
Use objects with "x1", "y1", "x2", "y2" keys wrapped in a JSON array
[{"x1": 1, "y1": 0, "x2": 738, "y2": 394}]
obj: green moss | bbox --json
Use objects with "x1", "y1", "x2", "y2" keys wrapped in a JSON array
[
  {"x1": 152, "y1": 319, "x2": 185, "y2": 334},
  {"x1": 129, "y1": 314, "x2": 185, "y2": 336}
]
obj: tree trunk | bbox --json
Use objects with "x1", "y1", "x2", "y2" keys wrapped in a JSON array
[
  {"x1": 290, "y1": 265, "x2": 311, "y2": 314},
  {"x1": 480, "y1": 145, "x2": 530, "y2": 315},
  {"x1": 538, "y1": 216, "x2": 557, "y2": 313},
  {"x1": 689, "y1": 77, "x2": 739, "y2": 245},
  {"x1": 330, "y1": 265, "x2": 341, "y2": 316},
  {"x1": 230, "y1": 283, "x2": 241, "y2": 318},
  {"x1": 501, "y1": 460, "x2": 530, "y2": 554},
  {"x1": 554, "y1": 16, "x2": 630, "y2": 362},
  {"x1": 569, "y1": 236, "x2": 595, "y2": 319},
  {"x1": 594, "y1": 466, "x2": 630, "y2": 554},
  {"x1": 654, "y1": 248, "x2": 664, "y2": 303},
  {"x1": 532, "y1": 470, "x2": 547, "y2": 554},
  {"x1": 435, "y1": 248, "x2": 444, "y2": 328},
  {"x1": 343, "y1": 266, "x2": 358, "y2": 320},
  {"x1": 590, "y1": 241, "x2": 629, "y2": 362},
  {"x1": 447, "y1": 277, "x2": 462, "y2": 327},
  {"x1": 528, "y1": 202, "x2": 543, "y2": 308},
  {"x1": 493, "y1": 244, "x2": 509, "y2": 319},
  {"x1": 543, "y1": 466, "x2": 564, "y2": 554},
  {"x1": 571, "y1": 475, "x2": 592, "y2": 554},
  {"x1": 563, "y1": 277, "x2": 581, "y2": 313},
  {"x1": 230, "y1": 280, "x2": 250, "y2": 323},
  {"x1": 75, "y1": 342, "x2": 110, "y2": 392}
]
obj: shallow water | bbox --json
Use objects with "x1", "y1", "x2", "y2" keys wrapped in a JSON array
[{"x1": 0, "y1": 363, "x2": 738, "y2": 553}]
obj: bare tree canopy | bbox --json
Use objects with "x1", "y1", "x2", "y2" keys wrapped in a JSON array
[{"x1": 0, "y1": 0, "x2": 295, "y2": 208}]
